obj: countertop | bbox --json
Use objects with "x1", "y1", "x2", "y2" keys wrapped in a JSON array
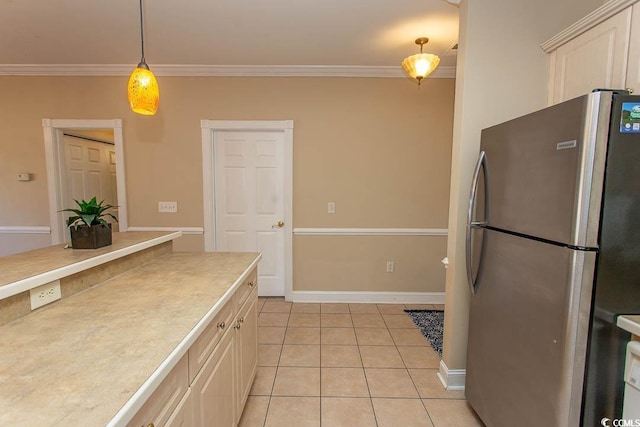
[
  {"x1": 0, "y1": 231, "x2": 181, "y2": 299},
  {"x1": 618, "y1": 315, "x2": 640, "y2": 337},
  {"x1": 0, "y1": 251, "x2": 260, "y2": 427}
]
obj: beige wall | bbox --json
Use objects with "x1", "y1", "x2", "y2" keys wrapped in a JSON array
[
  {"x1": 443, "y1": 0, "x2": 610, "y2": 371},
  {"x1": 294, "y1": 235, "x2": 448, "y2": 293},
  {"x1": 0, "y1": 75, "x2": 454, "y2": 294}
]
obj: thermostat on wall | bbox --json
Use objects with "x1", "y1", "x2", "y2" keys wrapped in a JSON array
[{"x1": 17, "y1": 173, "x2": 31, "y2": 181}]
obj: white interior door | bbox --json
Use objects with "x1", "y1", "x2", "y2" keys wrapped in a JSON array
[
  {"x1": 214, "y1": 130, "x2": 285, "y2": 296},
  {"x1": 62, "y1": 134, "x2": 119, "y2": 230}
]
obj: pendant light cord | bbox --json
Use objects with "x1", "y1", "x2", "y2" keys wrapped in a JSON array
[{"x1": 138, "y1": 0, "x2": 146, "y2": 64}]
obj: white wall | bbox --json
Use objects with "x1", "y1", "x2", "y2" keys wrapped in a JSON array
[
  {"x1": 443, "y1": 0, "x2": 607, "y2": 373},
  {"x1": 0, "y1": 232, "x2": 52, "y2": 257}
]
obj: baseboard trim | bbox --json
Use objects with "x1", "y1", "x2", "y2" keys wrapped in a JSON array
[
  {"x1": 289, "y1": 291, "x2": 445, "y2": 304},
  {"x1": 0, "y1": 226, "x2": 51, "y2": 234},
  {"x1": 437, "y1": 360, "x2": 466, "y2": 391},
  {"x1": 126, "y1": 226, "x2": 204, "y2": 235}
]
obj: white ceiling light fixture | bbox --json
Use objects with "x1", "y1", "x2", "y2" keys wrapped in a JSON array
[{"x1": 401, "y1": 37, "x2": 441, "y2": 86}]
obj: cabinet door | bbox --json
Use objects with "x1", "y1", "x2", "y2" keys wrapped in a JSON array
[
  {"x1": 191, "y1": 329, "x2": 236, "y2": 427},
  {"x1": 235, "y1": 289, "x2": 258, "y2": 423},
  {"x1": 550, "y1": 7, "x2": 632, "y2": 104},
  {"x1": 165, "y1": 388, "x2": 193, "y2": 427},
  {"x1": 127, "y1": 355, "x2": 189, "y2": 427},
  {"x1": 626, "y1": 3, "x2": 640, "y2": 94}
]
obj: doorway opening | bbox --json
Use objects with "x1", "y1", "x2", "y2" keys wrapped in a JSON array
[{"x1": 43, "y1": 119, "x2": 128, "y2": 245}]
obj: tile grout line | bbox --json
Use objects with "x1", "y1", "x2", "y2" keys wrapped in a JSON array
[
  {"x1": 260, "y1": 298, "x2": 272, "y2": 427},
  {"x1": 350, "y1": 306, "x2": 380, "y2": 427},
  {"x1": 398, "y1": 304, "x2": 439, "y2": 427},
  {"x1": 258, "y1": 297, "x2": 286, "y2": 427},
  {"x1": 320, "y1": 306, "x2": 324, "y2": 424}
]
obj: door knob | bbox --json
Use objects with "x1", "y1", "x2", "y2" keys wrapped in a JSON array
[{"x1": 272, "y1": 221, "x2": 284, "y2": 228}]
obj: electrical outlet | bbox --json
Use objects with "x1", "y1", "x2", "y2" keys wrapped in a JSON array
[
  {"x1": 386, "y1": 261, "x2": 394, "y2": 273},
  {"x1": 158, "y1": 201, "x2": 178, "y2": 213},
  {"x1": 328, "y1": 202, "x2": 336, "y2": 214},
  {"x1": 30, "y1": 280, "x2": 62, "y2": 310}
]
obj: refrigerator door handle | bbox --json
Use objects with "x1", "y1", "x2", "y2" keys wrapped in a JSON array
[{"x1": 466, "y1": 151, "x2": 488, "y2": 295}]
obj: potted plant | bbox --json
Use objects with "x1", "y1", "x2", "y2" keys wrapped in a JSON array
[{"x1": 60, "y1": 197, "x2": 118, "y2": 249}]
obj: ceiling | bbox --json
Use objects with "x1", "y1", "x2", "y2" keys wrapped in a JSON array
[{"x1": 0, "y1": 0, "x2": 459, "y2": 77}]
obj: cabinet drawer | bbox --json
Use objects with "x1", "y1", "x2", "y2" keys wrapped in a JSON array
[
  {"x1": 234, "y1": 268, "x2": 257, "y2": 311},
  {"x1": 188, "y1": 298, "x2": 235, "y2": 382},
  {"x1": 127, "y1": 353, "x2": 188, "y2": 427}
]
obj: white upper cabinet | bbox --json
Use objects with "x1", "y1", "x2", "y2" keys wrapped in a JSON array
[
  {"x1": 626, "y1": 3, "x2": 640, "y2": 93},
  {"x1": 544, "y1": 0, "x2": 639, "y2": 104}
]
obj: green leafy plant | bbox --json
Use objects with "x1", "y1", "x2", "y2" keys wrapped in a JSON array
[{"x1": 60, "y1": 197, "x2": 118, "y2": 229}]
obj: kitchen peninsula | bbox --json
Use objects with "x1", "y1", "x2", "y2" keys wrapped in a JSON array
[{"x1": 0, "y1": 232, "x2": 261, "y2": 426}]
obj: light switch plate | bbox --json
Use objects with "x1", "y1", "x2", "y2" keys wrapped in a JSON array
[{"x1": 328, "y1": 202, "x2": 336, "y2": 214}]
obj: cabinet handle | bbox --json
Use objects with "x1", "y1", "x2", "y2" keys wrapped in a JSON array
[
  {"x1": 248, "y1": 281, "x2": 255, "y2": 287},
  {"x1": 239, "y1": 317, "x2": 244, "y2": 324},
  {"x1": 217, "y1": 321, "x2": 226, "y2": 329},
  {"x1": 234, "y1": 322, "x2": 241, "y2": 330}
]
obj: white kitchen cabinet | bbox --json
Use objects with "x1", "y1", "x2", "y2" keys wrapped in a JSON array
[
  {"x1": 188, "y1": 298, "x2": 235, "y2": 383},
  {"x1": 191, "y1": 328, "x2": 237, "y2": 427},
  {"x1": 626, "y1": 3, "x2": 640, "y2": 93},
  {"x1": 234, "y1": 288, "x2": 258, "y2": 424},
  {"x1": 191, "y1": 274, "x2": 258, "y2": 427},
  {"x1": 234, "y1": 268, "x2": 257, "y2": 311},
  {"x1": 548, "y1": 5, "x2": 632, "y2": 104},
  {"x1": 165, "y1": 389, "x2": 194, "y2": 427},
  {"x1": 128, "y1": 266, "x2": 259, "y2": 427},
  {"x1": 127, "y1": 354, "x2": 189, "y2": 427}
]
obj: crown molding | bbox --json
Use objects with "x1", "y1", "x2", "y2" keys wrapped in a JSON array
[
  {"x1": 541, "y1": 0, "x2": 639, "y2": 52},
  {"x1": 0, "y1": 64, "x2": 456, "y2": 79}
]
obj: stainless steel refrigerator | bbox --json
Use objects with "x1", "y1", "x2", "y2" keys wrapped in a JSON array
[{"x1": 465, "y1": 90, "x2": 640, "y2": 426}]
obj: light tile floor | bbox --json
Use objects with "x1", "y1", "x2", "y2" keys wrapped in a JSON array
[{"x1": 239, "y1": 298, "x2": 484, "y2": 427}]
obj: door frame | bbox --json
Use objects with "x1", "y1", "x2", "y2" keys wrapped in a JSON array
[
  {"x1": 43, "y1": 118, "x2": 128, "y2": 245},
  {"x1": 201, "y1": 120, "x2": 293, "y2": 299}
]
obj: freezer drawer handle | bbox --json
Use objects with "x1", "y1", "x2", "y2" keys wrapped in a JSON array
[{"x1": 466, "y1": 150, "x2": 488, "y2": 295}]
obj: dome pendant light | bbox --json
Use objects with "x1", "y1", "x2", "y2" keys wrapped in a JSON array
[
  {"x1": 401, "y1": 37, "x2": 440, "y2": 86},
  {"x1": 127, "y1": 0, "x2": 159, "y2": 115}
]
